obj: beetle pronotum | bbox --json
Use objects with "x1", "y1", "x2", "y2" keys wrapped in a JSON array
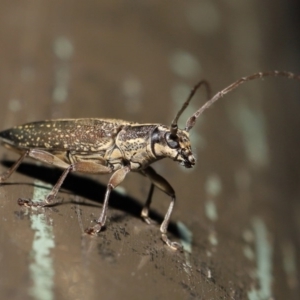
[{"x1": 0, "y1": 70, "x2": 299, "y2": 250}]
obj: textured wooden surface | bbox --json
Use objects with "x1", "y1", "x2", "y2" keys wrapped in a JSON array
[{"x1": 0, "y1": 1, "x2": 299, "y2": 299}]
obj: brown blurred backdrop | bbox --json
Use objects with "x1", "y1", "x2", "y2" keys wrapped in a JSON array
[{"x1": 0, "y1": 1, "x2": 299, "y2": 299}]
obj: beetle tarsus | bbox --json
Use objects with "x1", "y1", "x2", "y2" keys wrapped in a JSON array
[
  {"x1": 141, "y1": 207, "x2": 155, "y2": 225},
  {"x1": 85, "y1": 223, "x2": 103, "y2": 235},
  {"x1": 141, "y1": 215, "x2": 153, "y2": 225},
  {"x1": 45, "y1": 194, "x2": 56, "y2": 204},
  {"x1": 161, "y1": 234, "x2": 183, "y2": 251},
  {"x1": 17, "y1": 198, "x2": 45, "y2": 207}
]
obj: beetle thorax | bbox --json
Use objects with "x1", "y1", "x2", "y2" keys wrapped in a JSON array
[{"x1": 115, "y1": 124, "x2": 158, "y2": 170}]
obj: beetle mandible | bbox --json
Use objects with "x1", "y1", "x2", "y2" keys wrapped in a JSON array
[{"x1": 0, "y1": 70, "x2": 299, "y2": 250}]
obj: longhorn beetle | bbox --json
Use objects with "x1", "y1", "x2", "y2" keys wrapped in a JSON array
[{"x1": 0, "y1": 71, "x2": 299, "y2": 250}]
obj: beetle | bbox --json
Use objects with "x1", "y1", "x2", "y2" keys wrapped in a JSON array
[{"x1": 0, "y1": 70, "x2": 299, "y2": 250}]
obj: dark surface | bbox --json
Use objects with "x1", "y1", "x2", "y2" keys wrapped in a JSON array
[{"x1": 0, "y1": 1, "x2": 299, "y2": 300}]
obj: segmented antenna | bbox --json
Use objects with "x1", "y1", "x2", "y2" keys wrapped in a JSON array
[
  {"x1": 185, "y1": 71, "x2": 300, "y2": 132},
  {"x1": 170, "y1": 80, "x2": 211, "y2": 137}
]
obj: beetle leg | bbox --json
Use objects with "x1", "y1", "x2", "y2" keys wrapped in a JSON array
[
  {"x1": 0, "y1": 151, "x2": 29, "y2": 183},
  {"x1": 141, "y1": 166, "x2": 182, "y2": 251},
  {"x1": 69, "y1": 159, "x2": 113, "y2": 174},
  {"x1": 28, "y1": 149, "x2": 70, "y2": 169},
  {"x1": 16, "y1": 149, "x2": 70, "y2": 206},
  {"x1": 139, "y1": 182, "x2": 154, "y2": 225},
  {"x1": 0, "y1": 147, "x2": 67, "y2": 184},
  {"x1": 18, "y1": 165, "x2": 74, "y2": 207},
  {"x1": 85, "y1": 166, "x2": 130, "y2": 235},
  {"x1": 18, "y1": 156, "x2": 113, "y2": 207}
]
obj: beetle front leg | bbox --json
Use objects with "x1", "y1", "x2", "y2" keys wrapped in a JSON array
[
  {"x1": 85, "y1": 166, "x2": 130, "y2": 235},
  {"x1": 141, "y1": 166, "x2": 182, "y2": 251},
  {"x1": 140, "y1": 182, "x2": 154, "y2": 225}
]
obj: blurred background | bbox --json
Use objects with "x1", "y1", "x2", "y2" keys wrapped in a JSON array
[{"x1": 0, "y1": 1, "x2": 299, "y2": 299}]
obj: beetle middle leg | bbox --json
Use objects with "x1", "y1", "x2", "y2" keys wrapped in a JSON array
[
  {"x1": 85, "y1": 166, "x2": 131, "y2": 235},
  {"x1": 141, "y1": 166, "x2": 182, "y2": 251}
]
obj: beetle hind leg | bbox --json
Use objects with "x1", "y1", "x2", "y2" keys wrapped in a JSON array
[
  {"x1": 0, "y1": 151, "x2": 29, "y2": 183},
  {"x1": 18, "y1": 164, "x2": 74, "y2": 207},
  {"x1": 85, "y1": 166, "x2": 130, "y2": 235}
]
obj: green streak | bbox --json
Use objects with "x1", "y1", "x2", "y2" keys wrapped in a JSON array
[
  {"x1": 205, "y1": 200, "x2": 218, "y2": 222},
  {"x1": 29, "y1": 181, "x2": 55, "y2": 300},
  {"x1": 205, "y1": 174, "x2": 222, "y2": 197},
  {"x1": 231, "y1": 103, "x2": 269, "y2": 167},
  {"x1": 177, "y1": 221, "x2": 193, "y2": 253},
  {"x1": 248, "y1": 217, "x2": 273, "y2": 300}
]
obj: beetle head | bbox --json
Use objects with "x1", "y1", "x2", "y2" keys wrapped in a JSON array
[{"x1": 151, "y1": 125, "x2": 195, "y2": 168}]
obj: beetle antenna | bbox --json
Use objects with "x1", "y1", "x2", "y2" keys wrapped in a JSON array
[
  {"x1": 185, "y1": 71, "x2": 300, "y2": 132},
  {"x1": 170, "y1": 80, "x2": 211, "y2": 137}
]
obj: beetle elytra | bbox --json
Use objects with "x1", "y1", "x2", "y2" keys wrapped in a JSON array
[{"x1": 0, "y1": 70, "x2": 299, "y2": 250}]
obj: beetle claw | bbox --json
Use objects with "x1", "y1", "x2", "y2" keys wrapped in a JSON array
[
  {"x1": 85, "y1": 223, "x2": 103, "y2": 235},
  {"x1": 142, "y1": 215, "x2": 155, "y2": 225},
  {"x1": 18, "y1": 198, "x2": 44, "y2": 207},
  {"x1": 161, "y1": 234, "x2": 183, "y2": 251}
]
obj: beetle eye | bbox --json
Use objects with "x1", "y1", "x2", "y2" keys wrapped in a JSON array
[{"x1": 166, "y1": 133, "x2": 179, "y2": 149}]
